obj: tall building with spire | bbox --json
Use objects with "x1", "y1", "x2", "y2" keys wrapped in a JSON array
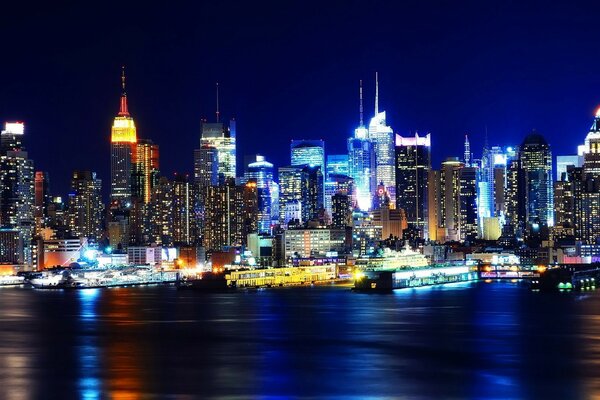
[
  {"x1": 348, "y1": 79, "x2": 376, "y2": 211},
  {"x1": 200, "y1": 83, "x2": 236, "y2": 181},
  {"x1": 110, "y1": 67, "x2": 137, "y2": 203},
  {"x1": 368, "y1": 72, "x2": 396, "y2": 206}
]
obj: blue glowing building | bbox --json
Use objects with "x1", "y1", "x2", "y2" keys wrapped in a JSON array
[
  {"x1": 347, "y1": 80, "x2": 376, "y2": 211},
  {"x1": 245, "y1": 155, "x2": 278, "y2": 234}
]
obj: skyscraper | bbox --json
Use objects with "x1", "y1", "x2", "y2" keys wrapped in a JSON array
[
  {"x1": 519, "y1": 131, "x2": 554, "y2": 236},
  {"x1": 200, "y1": 83, "x2": 237, "y2": 181},
  {"x1": 395, "y1": 133, "x2": 431, "y2": 236},
  {"x1": 203, "y1": 179, "x2": 258, "y2": 251},
  {"x1": 583, "y1": 109, "x2": 600, "y2": 177},
  {"x1": 132, "y1": 139, "x2": 159, "y2": 204},
  {"x1": 172, "y1": 174, "x2": 195, "y2": 245},
  {"x1": 279, "y1": 166, "x2": 303, "y2": 225},
  {"x1": 428, "y1": 158, "x2": 478, "y2": 242},
  {"x1": 110, "y1": 67, "x2": 137, "y2": 203},
  {"x1": 245, "y1": 155, "x2": 278, "y2": 234},
  {"x1": 348, "y1": 80, "x2": 376, "y2": 211},
  {"x1": 331, "y1": 193, "x2": 352, "y2": 228},
  {"x1": 148, "y1": 177, "x2": 173, "y2": 246},
  {"x1": 0, "y1": 122, "x2": 34, "y2": 265},
  {"x1": 200, "y1": 120, "x2": 236, "y2": 181},
  {"x1": 278, "y1": 165, "x2": 324, "y2": 225},
  {"x1": 439, "y1": 158, "x2": 464, "y2": 242},
  {"x1": 34, "y1": 171, "x2": 50, "y2": 234},
  {"x1": 193, "y1": 145, "x2": 218, "y2": 188},
  {"x1": 478, "y1": 145, "x2": 515, "y2": 230},
  {"x1": 67, "y1": 171, "x2": 103, "y2": 242},
  {"x1": 459, "y1": 165, "x2": 478, "y2": 241},
  {"x1": 324, "y1": 174, "x2": 353, "y2": 222},
  {"x1": 290, "y1": 140, "x2": 325, "y2": 172},
  {"x1": 368, "y1": 73, "x2": 396, "y2": 205}
]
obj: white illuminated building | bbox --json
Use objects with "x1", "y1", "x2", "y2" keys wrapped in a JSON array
[{"x1": 368, "y1": 74, "x2": 396, "y2": 206}]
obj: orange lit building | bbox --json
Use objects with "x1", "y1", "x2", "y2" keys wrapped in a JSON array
[{"x1": 132, "y1": 139, "x2": 159, "y2": 204}]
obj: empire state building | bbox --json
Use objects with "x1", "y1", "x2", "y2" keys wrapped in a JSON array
[{"x1": 110, "y1": 67, "x2": 137, "y2": 203}]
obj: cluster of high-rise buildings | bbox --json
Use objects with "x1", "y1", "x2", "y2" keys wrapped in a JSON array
[{"x1": 4, "y1": 70, "x2": 600, "y2": 271}]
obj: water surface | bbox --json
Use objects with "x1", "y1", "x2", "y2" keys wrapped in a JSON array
[{"x1": 0, "y1": 282, "x2": 597, "y2": 399}]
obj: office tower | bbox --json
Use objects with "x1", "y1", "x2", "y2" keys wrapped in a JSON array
[
  {"x1": 368, "y1": 73, "x2": 396, "y2": 205},
  {"x1": 299, "y1": 165, "x2": 324, "y2": 223},
  {"x1": 582, "y1": 108, "x2": 600, "y2": 177},
  {"x1": 478, "y1": 145, "x2": 513, "y2": 230},
  {"x1": 290, "y1": 140, "x2": 325, "y2": 172},
  {"x1": 0, "y1": 122, "x2": 24, "y2": 154},
  {"x1": 395, "y1": 133, "x2": 431, "y2": 236},
  {"x1": 203, "y1": 179, "x2": 258, "y2": 251},
  {"x1": 348, "y1": 80, "x2": 376, "y2": 211},
  {"x1": 278, "y1": 165, "x2": 324, "y2": 225},
  {"x1": 372, "y1": 203, "x2": 406, "y2": 240},
  {"x1": 573, "y1": 171, "x2": 600, "y2": 244},
  {"x1": 427, "y1": 170, "x2": 442, "y2": 242},
  {"x1": 110, "y1": 68, "x2": 137, "y2": 203},
  {"x1": 0, "y1": 122, "x2": 34, "y2": 265},
  {"x1": 505, "y1": 155, "x2": 526, "y2": 236},
  {"x1": 324, "y1": 174, "x2": 353, "y2": 222},
  {"x1": 172, "y1": 174, "x2": 195, "y2": 245},
  {"x1": 348, "y1": 136, "x2": 376, "y2": 211},
  {"x1": 331, "y1": 193, "x2": 352, "y2": 228},
  {"x1": 439, "y1": 158, "x2": 464, "y2": 242},
  {"x1": 326, "y1": 154, "x2": 349, "y2": 178},
  {"x1": 149, "y1": 177, "x2": 173, "y2": 246},
  {"x1": 279, "y1": 166, "x2": 303, "y2": 225},
  {"x1": 553, "y1": 179, "x2": 575, "y2": 239},
  {"x1": 200, "y1": 120, "x2": 236, "y2": 181},
  {"x1": 67, "y1": 171, "x2": 104, "y2": 241},
  {"x1": 0, "y1": 229, "x2": 22, "y2": 264},
  {"x1": 459, "y1": 165, "x2": 478, "y2": 241},
  {"x1": 429, "y1": 158, "x2": 476, "y2": 242},
  {"x1": 519, "y1": 131, "x2": 554, "y2": 235},
  {"x1": 34, "y1": 171, "x2": 50, "y2": 233},
  {"x1": 245, "y1": 155, "x2": 277, "y2": 234},
  {"x1": 193, "y1": 145, "x2": 218, "y2": 188},
  {"x1": 131, "y1": 139, "x2": 159, "y2": 204}
]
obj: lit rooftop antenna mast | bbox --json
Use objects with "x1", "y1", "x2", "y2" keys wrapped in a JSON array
[
  {"x1": 216, "y1": 82, "x2": 220, "y2": 123},
  {"x1": 121, "y1": 65, "x2": 126, "y2": 95},
  {"x1": 359, "y1": 79, "x2": 364, "y2": 127},
  {"x1": 118, "y1": 65, "x2": 130, "y2": 117},
  {"x1": 375, "y1": 71, "x2": 379, "y2": 115}
]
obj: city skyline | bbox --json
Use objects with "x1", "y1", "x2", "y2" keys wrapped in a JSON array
[{"x1": 2, "y1": 1, "x2": 600, "y2": 197}]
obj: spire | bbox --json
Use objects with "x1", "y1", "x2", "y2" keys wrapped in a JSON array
[
  {"x1": 464, "y1": 134, "x2": 471, "y2": 167},
  {"x1": 484, "y1": 125, "x2": 489, "y2": 151},
  {"x1": 374, "y1": 71, "x2": 379, "y2": 115},
  {"x1": 118, "y1": 65, "x2": 130, "y2": 117},
  {"x1": 359, "y1": 79, "x2": 364, "y2": 127},
  {"x1": 215, "y1": 82, "x2": 220, "y2": 123}
]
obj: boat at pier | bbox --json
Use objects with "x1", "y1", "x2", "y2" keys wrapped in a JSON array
[{"x1": 28, "y1": 266, "x2": 176, "y2": 289}]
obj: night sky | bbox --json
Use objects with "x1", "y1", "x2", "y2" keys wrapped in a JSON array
[{"x1": 1, "y1": 0, "x2": 599, "y2": 198}]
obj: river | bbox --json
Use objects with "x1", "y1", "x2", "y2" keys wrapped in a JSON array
[{"x1": 0, "y1": 281, "x2": 598, "y2": 399}]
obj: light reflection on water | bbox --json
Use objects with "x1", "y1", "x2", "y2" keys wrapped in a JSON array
[{"x1": 0, "y1": 282, "x2": 598, "y2": 398}]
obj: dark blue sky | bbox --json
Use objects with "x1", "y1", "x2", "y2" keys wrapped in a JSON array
[{"x1": 1, "y1": 0, "x2": 599, "y2": 197}]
